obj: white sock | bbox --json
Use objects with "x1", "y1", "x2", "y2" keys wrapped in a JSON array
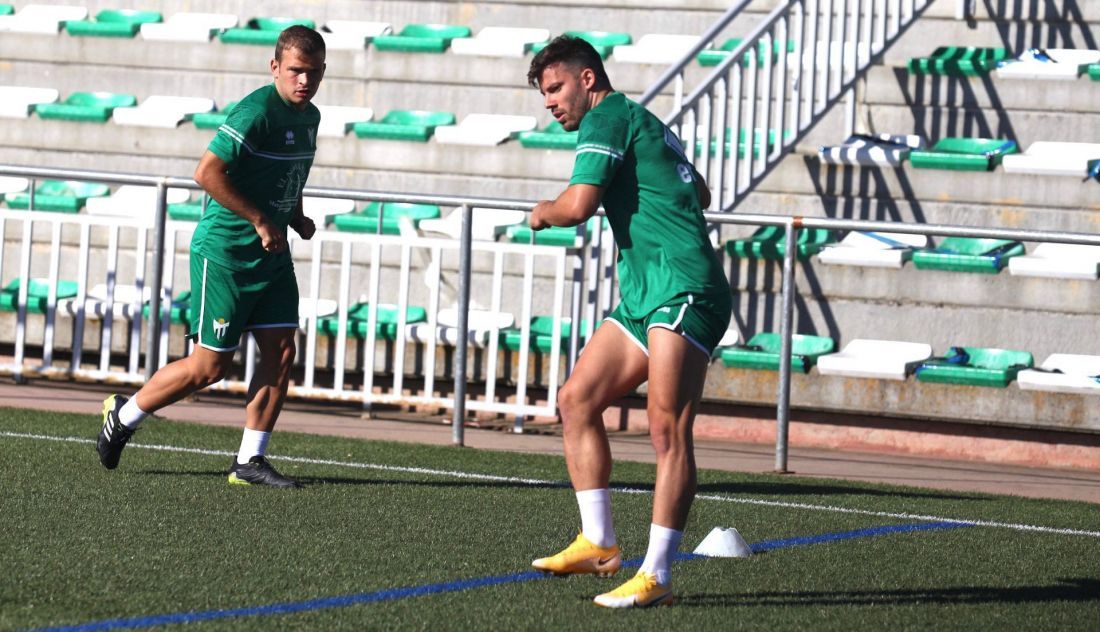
[
  {"x1": 236, "y1": 429, "x2": 271, "y2": 465},
  {"x1": 576, "y1": 488, "x2": 616, "y2": 548},
  {"x1": 639, "y1": 523, "x2": 683, "y2": 586},
  {"x1": 118, "y1": 396, "x2": 149, "y2": 430}
]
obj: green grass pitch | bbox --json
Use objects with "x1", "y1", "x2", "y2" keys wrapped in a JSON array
[{"x1": 2, "y1": 407, "x2": 1099, "y2": 630}]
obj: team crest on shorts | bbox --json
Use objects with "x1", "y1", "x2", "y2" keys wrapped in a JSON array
[{"x1": 213, "y1": 318, "x2": 229, "y2": 340}]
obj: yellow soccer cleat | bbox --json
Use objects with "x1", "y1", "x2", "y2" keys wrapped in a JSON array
[
  {"x1": 593, "y1": 571, "x2": 673, "y2": 608},
  {"x1": 531, "y1": 533, "x2": 621, "y2": 577}
]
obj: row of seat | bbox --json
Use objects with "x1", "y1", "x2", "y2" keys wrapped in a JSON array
[{"x1": 909, "y1": 46, "x2": 1100, "y2": 81}]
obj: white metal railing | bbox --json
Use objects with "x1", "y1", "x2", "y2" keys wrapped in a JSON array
[{"x1": 645, "y1": 0, "x2": 932, "y2": 212}]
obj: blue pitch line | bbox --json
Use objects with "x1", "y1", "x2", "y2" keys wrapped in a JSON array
[{"x1": 32, "y1": 521, "x2": 970, "y2": 632}]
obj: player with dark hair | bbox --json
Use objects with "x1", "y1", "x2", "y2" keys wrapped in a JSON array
[
  {"x1": 95, "y1": 25, "x2": 326, "y2": 488},
  {"x1": 527, "y1": 35, "x2": 732, "y2": 608}
]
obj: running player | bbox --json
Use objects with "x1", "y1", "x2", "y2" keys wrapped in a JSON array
[
  {"x1": 95, "y1": 26, "x2": 326, "y2": 488},
  {"x1": 526, "y1": 35, "x2": 732, "y2": 608}
]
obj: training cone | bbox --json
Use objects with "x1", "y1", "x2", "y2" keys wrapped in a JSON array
[{"x1": 693, "y1": 527, "x2": 752, "y2": 558}]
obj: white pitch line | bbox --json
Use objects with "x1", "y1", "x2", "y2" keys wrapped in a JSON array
[{"x1": 7, "y1": 430, "x2": 1100, "y2": 539}]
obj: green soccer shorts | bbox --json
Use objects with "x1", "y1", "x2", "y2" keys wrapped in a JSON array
[
  {"x1": 605, "y1": 292, "x2": 732, "y2": 357},
  {"x1": 188, "y1": 256, "x2": 299, "y2": 352}
]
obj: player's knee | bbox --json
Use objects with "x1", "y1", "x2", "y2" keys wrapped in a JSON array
[
  {"x1": 192, "y1": 355, "x2": 231, "y2": 386},
  {"x1": 558, "y1": 381, "x2": 592, "y2": 422}
]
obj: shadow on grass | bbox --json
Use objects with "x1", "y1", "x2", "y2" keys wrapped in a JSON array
[
  {"x1": 137, "y1": 469, "x2": 570, "y2": 490},
  {"x1": 677, "y1": 577, "x2": 1100, "y2": 607},
  {"x1": 611, "y1": 480, "x2": 984, "y2": 502}
]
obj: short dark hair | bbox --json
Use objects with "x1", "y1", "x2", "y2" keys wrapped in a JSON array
[
  {"x1": 275, "y1": 25, "x2": 326, "y2": 61},
  {"x1": 527, "y1": 35, "x2": 610, "y2": 89}
]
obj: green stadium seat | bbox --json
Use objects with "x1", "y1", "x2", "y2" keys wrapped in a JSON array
[
  {"x1": 505, "y1": 216, "x2": 605, "y2": 247},
  {"x1": 915, "y1": 346, "x2": 1033, "y2": 388},
  {"x1": 219, "y1": 17, "x2": 316, "y2": 46},
  {"x1": 4, "y1": 180, "x2": 110, "y2": 213},
  {"x1": 0, "y1": 5, "x2": 12, "y2": 16},
  {"x1": 518, "y1": 121, "x2": 578, "y2": 150},
  {"x1": 372, "y1": 24, "x2": 472, "y2": 53},
  {"x1": 0, "y1": 278, "x2": 79, "y2": 313},
  {"x1": 142, "y1": 290, "x2": 192, "y2": 326},
  {"x1": 35, "y1": 92, "x2": 137, "y2": 123},
  {"x1": 352, "y1": 110, "x2": 456, "y2": 142},
  {"x1": 907, "y1": 47, "x2": 1009, "y2": 76},
  {"x1": 192, "y1": 100, "x2": 238, "y2": 130},
  {"x1": 500, "y1": 316, "x2": 591, "y2": 354},
  {"x1": 168, "y1": 200, "x2": 204, "y2": 222},
  {"x1": 908, "y1": 137, "x2": 1018, "y2": 171},
  {"x1": 65, "y1": 10, "x2": 162, "y2": 38},
  {"x1": 331, "y1": 202, "x2": 441, "y2": 235},
  {"x1": 697, "y1": 37, "x2": 796, "y2": 67},
  {"x1": 530, "y1": 31, "x2": 631, "y2": 59},
  {"x1": 724, "y1": 226, "x2": 837, "y2": 260},
  {"x1": 316, "y1": 302, "x2": 428, "y2": 341},
  {"x1": 719, "y1": 332, "x2": 836, "y2": 373},
  {"x1": 691, "y1": 127, "x2": 794, "y2": 159},
  {"x1": 1089, "y1": 63, "x2": 1100, "y2": 81},
  {"x1": 911, "y1": 237, "x2": 1025, "y2": 274}
]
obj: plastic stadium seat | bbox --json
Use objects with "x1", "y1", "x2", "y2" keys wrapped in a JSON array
[
  {"x1": 5, "y1": 180, "x2": 110, "y2": 213},
  {"x1": 141, "y1": 12, "x2": 238, "y2": 42},
  {"x1": 301, "y1": 196, "x2": 356, "y2": 227},
  {"x1": 518, "y1": 121, "x2": 578, "y2": 150},
  {"x1": 84, "y1": 185, "x2": 192, "y2": 218},
  {"x1": 1007, "y1": 243, "x2": 1100, "y2": 280},
  {"x1": 501, "y1": 316, "x2": 589, "y2": 354},
  {"x1": 816, "y1": 339, "x2": 932, "y2": 380},
  {"x1": 0, "y1": 176, "x2": 29, "y2": 196},
  {"x1": 192, "y1": 100, "x2": 238, "y2": 130},
  {"x1": 418, "y1": 207, "x2": 525, "y2": 241},
  {"x1": 405, "y1": 308, "x2": 516, "y2": 347},
  {"x1": 332, "y1": 202, "x2": 441, "y2": 234},
  {"x1": 1001, "y1": 142, "x2": 1100, "y2": 177},
  {"x1": 0, "y1": 87, "x2": 58, "y2": 118},
  {"x1": 141, "y1": 290, "x2": 191, "y2": 325},
  {"x1": 909, "y1": 137, "x2": 1018, "y2": 171},
  {"x1": 220, "y1": 17, "x2": 315, "y2": 46},
  {"x1": 1017, "y1": 354, "x2": 1100, "y2": 395},
  {"x1": 719, "y1": 332, "x2": 836, "y2": 373},
  {"x1": 818, "y1": 134, "x2": 925, "y2": 167},
  {"x1": 451, "y1": 27, "x2": 550, "y2": 58},
  {"x1": 907, "y1": 47, "x2": 1009, "y2": 76},
  {"x1": 0, "y1": 4, "x2": 88, "y2": 34},
  {"x1": 505, "y1": 216, "x2": 605, "y2": 247},
  {"x1": 65, "y1": 10, "x2": 161, "y2": 38},
  {"x1": 1090, "y1": 63, "x2": 1100, "y2": 81},
  {"x1": 818, "y1": 231, "x2": 929, "y2": 268},
  {"x1": 372, "y1": 24, "x2": 471, "y2": 53},
  {"x1": 691, "y1": 127, "x2": 794, "y2": 159},
  {"x1": 995, "y1": 48, "x2": 1100, "y2": 80},
  {"x1": 298, "y1": 298, "x2": 337, "y2": 330},
  {"x1": 316, "y1": 105, "x2": 373, "y2": 137},
  {"x1": 0, "y1": 278, "x2": 79, "y2": 313},
  {"x1": 321, "y1": 20, "x2": 391, "y2": 50},
  {"x1": 613, "y1": 34, "x2": 706, "y2": 64},
  {"x1": 59, "y1": 283, "x2": 152, "y2": 320},
  {"x1": 915, "y1": 346, "x2": 1033, "y2": 388},
  {"x1": 530, "y1": 31, "x2": 631, "y2": 59},
  {"x1": 725, "y1": 226, "x2": 837, "y2": 260},
  {"x1": 0, "y1": 5, "x2": 12, "y2": 17},
  {"x1": 113, "y1": 96, "x2": 216, "y2": 128},
  {"x1": 912, "y1": 237, "x2": 1024, "y2": 274},
  {"x1": 316, "y1": 302, "x2": 428, "y2": 341},
  {"x1": 433, "y1": 114, "x2": 538, "y2": 146},
  {"x1": 698, "y1": 37, "x2": 796, "y2": 67},
  {"x1": 353, "y1": 110, "x2": 456, "y2": 142},
  {"x1": 36, "y1": 92, "x2": 137, "y2": 123},
  {"x1": 168, "y1": 200, "x2": 204, "y2": 222}
]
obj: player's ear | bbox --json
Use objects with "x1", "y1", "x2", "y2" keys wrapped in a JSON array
[
  {"x1": 270, "y1": 58, "x2": 279, "y2": 77},
  {"x1": 580, "y1": 68, "x2": 596, "y2": 90}
]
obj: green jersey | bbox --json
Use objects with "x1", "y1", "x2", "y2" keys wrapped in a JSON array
[
  {"x1": 191, "y1": 84, "x2": 320, "y2": 272},
  {"x1": 569, "y1": 92, "x2": 729, "y2": 318}
]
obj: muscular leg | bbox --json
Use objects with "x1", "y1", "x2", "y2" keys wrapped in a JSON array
[
  {"x1": 244, "y1": 327, "x2": 296, "y2": 432},
  {"x1": 131, "y1": 344, "x2": 235, "y2": 413},
  {"x1": 645, "y1": 328, "x2": 710, "y2": 530},
  {"x1": 557, "y1": 322, "x2": 649, "y2": 491}
]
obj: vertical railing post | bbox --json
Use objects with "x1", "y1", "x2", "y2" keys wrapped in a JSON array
[
  {"x1": 144, "y1": 181, "x2": 168, "y2": 380},
  {"x1": 774, "y1": 219, "x2": 799, "y2": 474},
  {"x1": 451, "y1": 204, "x2": 474, "y2": 446}
]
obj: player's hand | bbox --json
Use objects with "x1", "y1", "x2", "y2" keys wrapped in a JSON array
[
  {"x1": 255, "y1": 219, "x2": 286, "y2": 253},
  {"x1": 290, "y1": 215, "x2": 316, "y2": 240},
  {"x1": 530, "y1": 201, "x2": 552, "y2": 231}
]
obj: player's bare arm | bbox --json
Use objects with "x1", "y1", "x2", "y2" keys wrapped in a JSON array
[
  {"x1": 288, "y1": 197, "x2": 316, "y2": 240},
  {"x1": 531, "y1": 183, "x2": 602, "y2": 230},
  {"x1": 194, "y1": 150, "x2": 286, "y2": 252}
]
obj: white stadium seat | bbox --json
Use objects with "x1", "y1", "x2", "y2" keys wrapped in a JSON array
[
  {"x1": 818, "y1": 231, "x2": 929, "y2": 269},
  {"x1": 818, "y1": 134, "x2": 925, "y2": 167},
  {"x1": 84, "y1": 185, "x2": 191, "y2": 219},
  {"x1": 321, "y1": 20, "x2": 392, "y2": 50},
  {"x1": 0, "y1": 176, "x2": 30, "y2": 195},
  {"x1": 59, "y1": 284, "x2": 151, "y2": 321},
  {"x1": 613, "y1": 34, "x2": 705, "y2": 64},
  {"x1": 298, "y1": 298, "x2": 338, "y2": 330},
  {"x1": 433, "y1": 114, "x2": 537, "y2": 146},
  {"x1": 1001, "y1": 142, "x2": 1100, "y2": 177},
  {"x1": 405, "y1": 308, "x2": 516, "y2": 347},
  {"x1": 1008, "y1": 243, "x2": 1100, "y2": 280},
  {"x1": 140, "y1": 12, "x2": 239, "y2": 42},
  {"x1": 1017, "y1": 354, "x2": 1100, "y2": 395},
  {"x1": 816, "y1": 339, "x2": 932, "y2": 380},
  {"x1": 301, "y1": 196, "x2": 357, "y2": 226},
  {"x1": 112, "y1": 96, "x2": 216, "y2": 128},
  {"x1": 995, "y1": 48, "x2": 1100, "y2": 80},
  {"x1": 316, "y1": 105, "x2": 374, "y2": 137},
  {"x1": 0, "y1": 86, "x2": 59, "y2": 118},
  {"x1": 450, "y1": 27, "x2": 550, "y2": 58},
  {"x1": 419, "y1": 207, "x2": 526, "y2": 241},
  {"x1": 0, "y1": 4, "x2": 88, "y2": 34}
]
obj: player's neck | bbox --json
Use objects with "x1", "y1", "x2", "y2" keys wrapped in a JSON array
[{"x1": 589, "y1": 88, "x2": 614, "y2": 111}]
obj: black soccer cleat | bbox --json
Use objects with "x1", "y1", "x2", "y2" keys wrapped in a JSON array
[
  {"x1": 228, "y1": 456, "x2": 302, "y2": 488},
  {"x1": 97, "y1": 394, "x2": 135, "y2": 470}
]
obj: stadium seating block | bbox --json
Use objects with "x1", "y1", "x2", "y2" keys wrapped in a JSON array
[
  {"x1": 353, "y1": 110, "x2": 456, "y2": 142},
  {"x1": 372, "y1": 24, "x2": 471, "y2": 53},
  {"x1": 316, "y1": 303, "x2": 428, "y2": 340},
  {"x1": 65, "y1": 10, "x2": 162, "y2": 38},
  {"x1": 725, "y1": 226, "x2": 837, "y2": 260},
  {"x1": 35, "y1": 92, "x2": 137, "y2": 123},
  {"x1": 911, "y1": 237, "x2": 1024, "y2": 274},
  {"x1": 0, "y1": 278, "x2": 79, "y2": 313},
  {"x1": 907, "y1": 47, "x2": 1008, "y2": 76},
  {"x1": 908, "y1": 137, "x2": 1018, "y2": 171},
  {"x1": 719, "y1": 332, "x2": 836, "y2": 373},
  {"x1": 5, "y1": 179, "x2": 110, "y2": 212},
  {"x1": 915, "y1": 346, "x2": 1033, "y2": 388}
]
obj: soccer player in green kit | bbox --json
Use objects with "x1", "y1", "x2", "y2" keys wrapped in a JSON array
[
  {"x1": 95, "y1": 26, "x2": 325, "y2": 488},
  {"x1": 527, "y1": 36, "x2": 732, "y2": 607}
]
